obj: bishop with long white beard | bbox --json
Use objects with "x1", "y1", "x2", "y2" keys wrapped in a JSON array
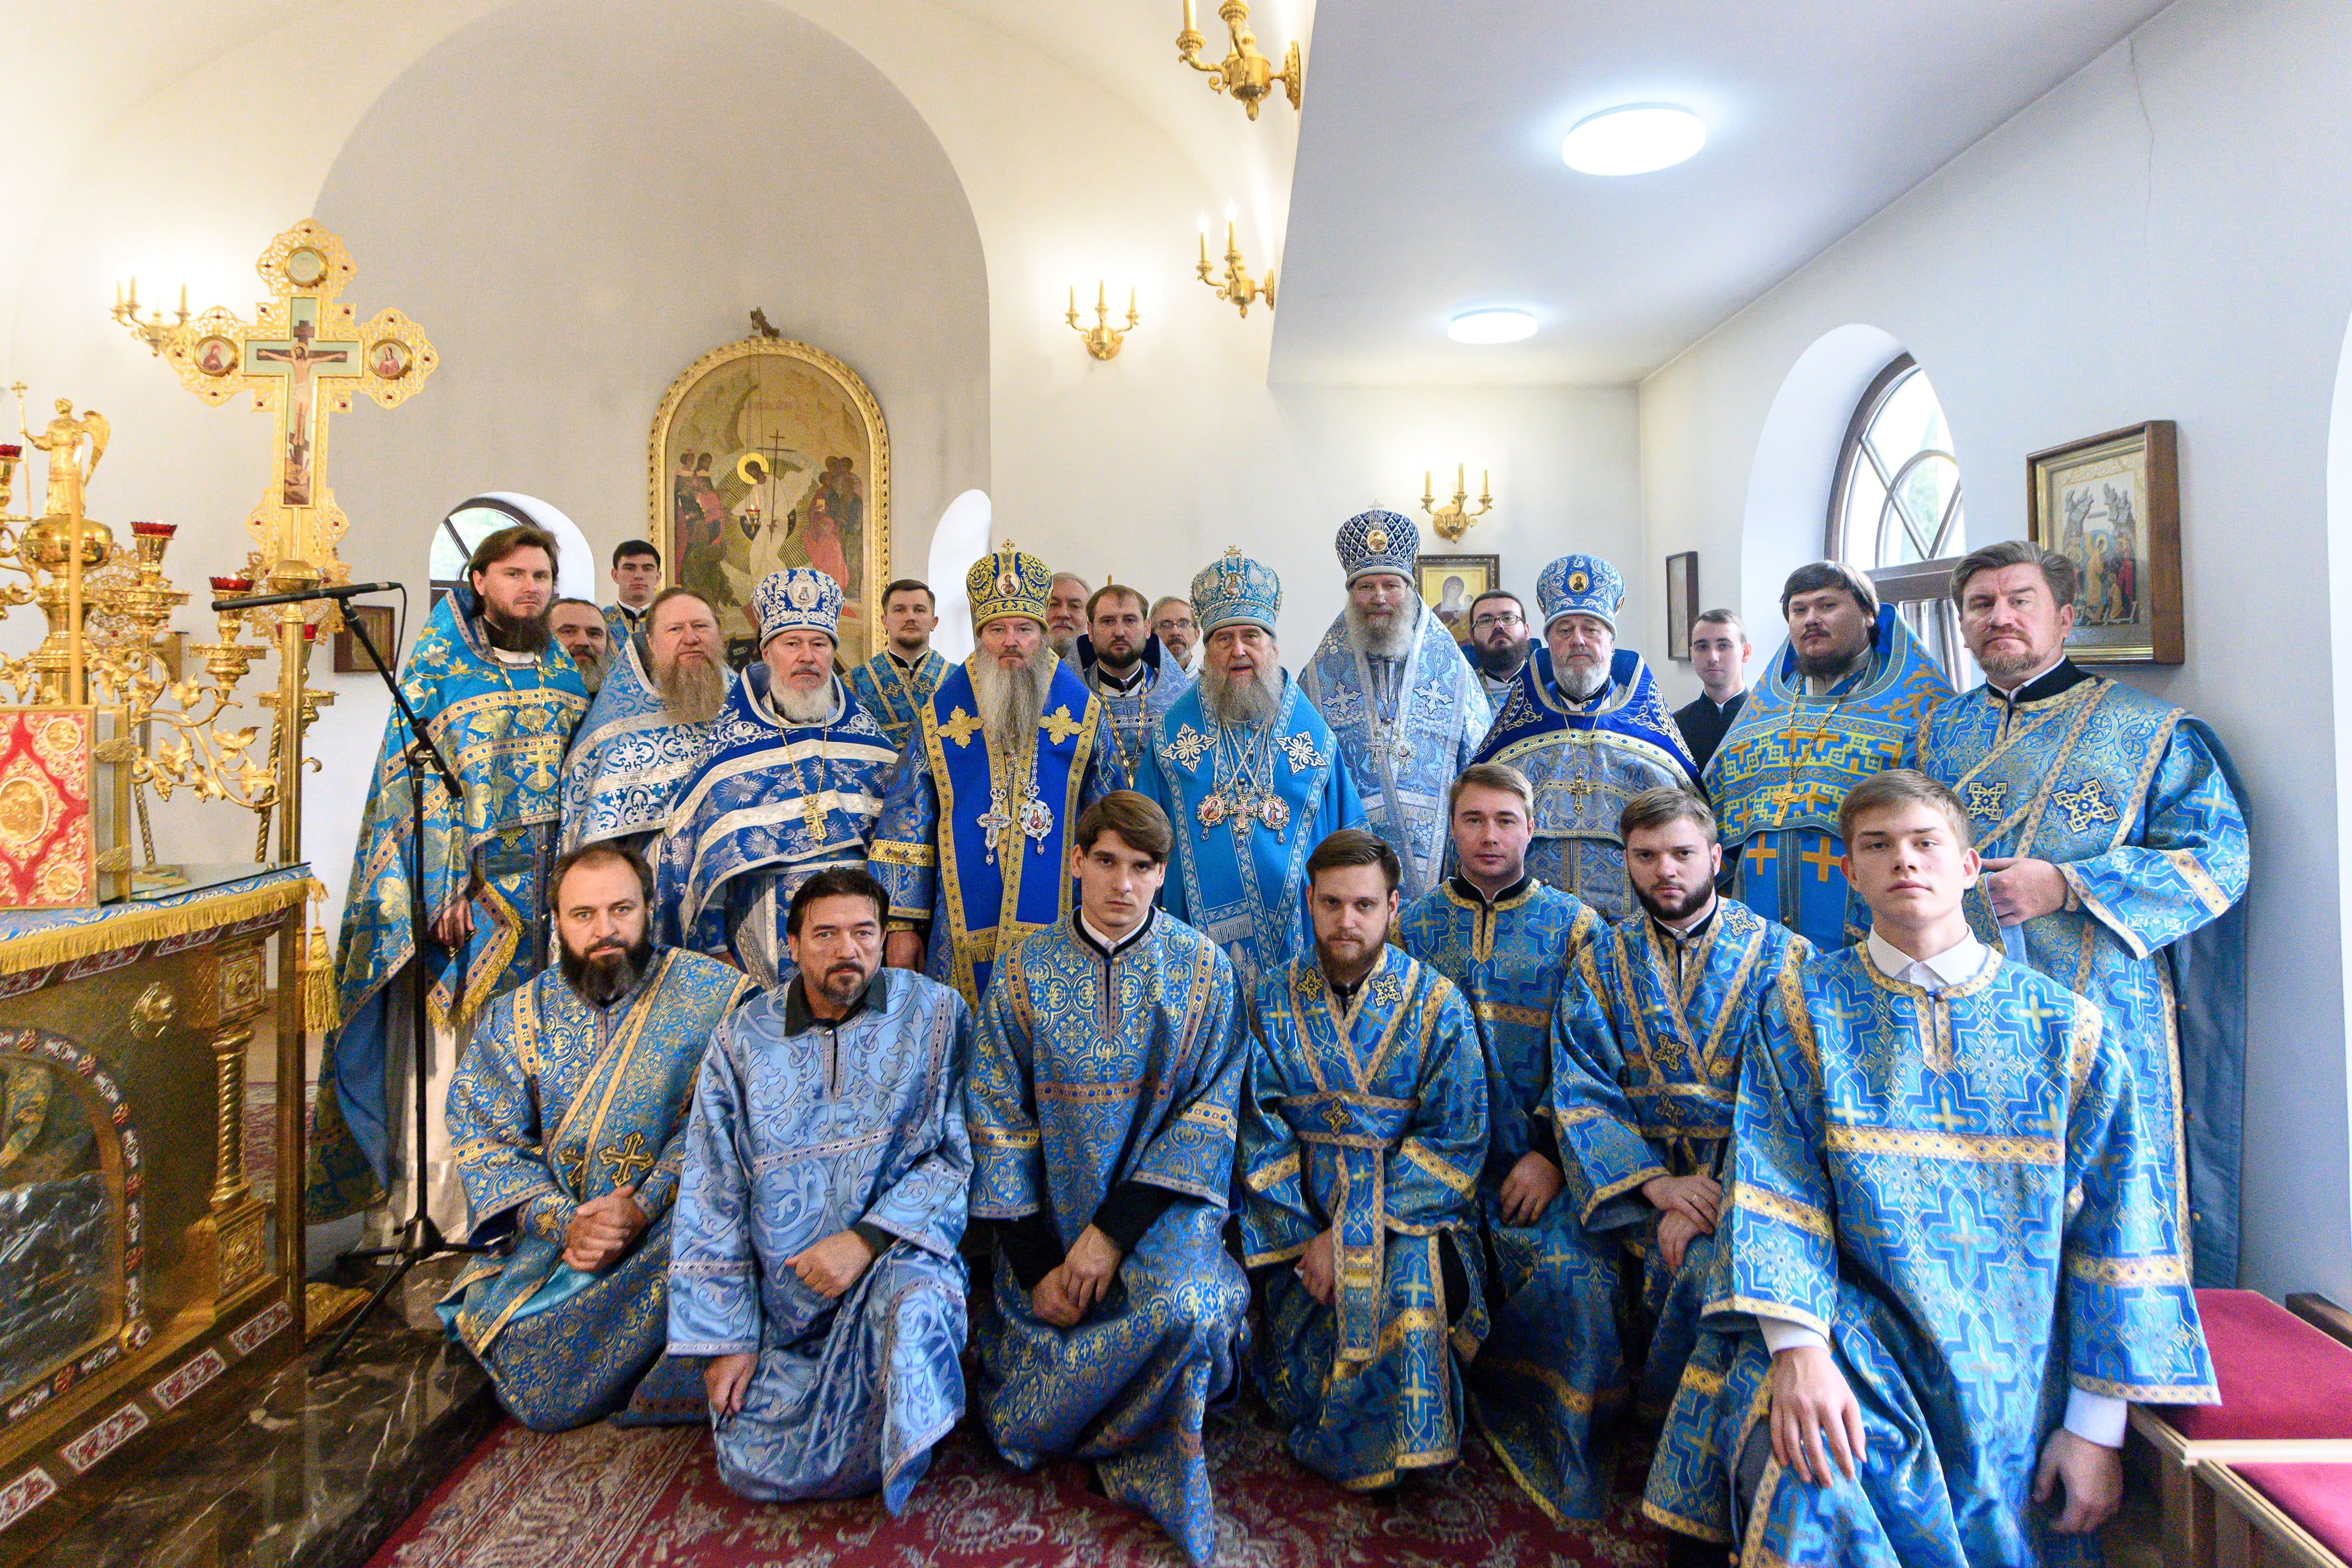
[
  {"x1": 560, "y1": 587, "x2": 737, "y2": 860},
  {"x1": 868, "y1": 542, "x2": 1117, "y2": 1007},
  {"x1": 1300, "y1": 510, "x2": 1491, "y2": 902},
  {"x1": 1139, "y1": 549, "x2": 1364, "y2": 989},
  {"x1": 653, "y1": 569, "x2": 898, "y2": 988}
]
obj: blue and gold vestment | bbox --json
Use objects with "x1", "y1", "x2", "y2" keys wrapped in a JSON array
[
  {"x1": 670, "y1": 967, "x2": 974, "y2": 1512},
  {"x1": 1139, "y1": 674, "x2": 1365, "y2": 992},
  {"x1": 1548, "y1": 898, "x2": 1808, "y2": 1526},
  {"x1": 967, "y1": 914, "x2": 1248, "y2": 1564},
  {"x1": 846, "y1": 647, "x2": 949, "y2": 789},
  {"x1": 601, "y1": 600, "x2": 647, "y2": 648},
  {"x1": 1075, "y1": 641, "x2": 1190, "y2": 792},
  {"x1": 867, "y1": 657, "x2": 1113, "y2": 1007},
  {"x1": 1238, "y1": 947, "x2": 1491, "y2": 1490},
  {"x1": 1473, "y1": 648, "x2": 1698, "y2": 920},
  {"x1": 1912, "y1": 669, "x2": 2250, "y2": 1286},
  {"x1": 652, "y1": 668, "x2": 897, "y2": 988},
  {"x1": 311, "y1": 586, "x2": 592, "y2": 1221},
  {"x1": 1301, "y1": 610, "x2": 1493, "y2": 904},
  {"x1": 1396, "y1": 878, "x2": 1611, "y2": 1522},
  {"x1": 1706, "y1": 606, "x2": 1951, "y2": 948},
  {"x1": 559, "y1": 633, "x2": 734, "y2": 857},
  {"x1": 1642, "y1": 945, "x2": 2217, "y2": 1563},
  {"x1": 439, "y1": 950, "x2": 750, "y2": 1429}
]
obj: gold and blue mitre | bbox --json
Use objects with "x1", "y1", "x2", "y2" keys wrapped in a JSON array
[
  {"x1": 1336, "y1": 509, "x2": 1418, "y2": 584},
  {"x1": 1191, "y1": 546, "x2": 1282, "y2": 634},
  {"x1": 965, "y1": 539, "x2": 1053, "y2": 628},
  {"x1": 1536, "y1": 553, "x2": 1623, "y2": 630},
  {"x1": 755, "y1": 567, "x2": 843, "y2": 643}
]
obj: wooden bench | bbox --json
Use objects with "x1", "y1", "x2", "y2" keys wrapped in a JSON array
[
  {"x1": 2199, "y1": 1462, "x2": 2352, "y2": 1567},
  {"x1": 2129, "y1": 1290, "x2": 2352, "y2": 1567}
]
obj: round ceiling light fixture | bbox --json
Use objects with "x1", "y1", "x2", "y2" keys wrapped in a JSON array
[
  {"x1": 1562, "y1": 103, "x2": 1706, "y2": 176},
  {"x1": 1448, "y1": 307, "x2": 1538, "y2": 345}
]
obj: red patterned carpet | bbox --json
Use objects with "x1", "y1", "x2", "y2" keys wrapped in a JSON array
[{"x1": 367, "y1": 1404, "x2": 1671, "y2": 1567}]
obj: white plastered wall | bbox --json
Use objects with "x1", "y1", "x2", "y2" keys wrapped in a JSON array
[{"x1": 1637, "y1": 0, "x2": 2352, "y2": 1298}]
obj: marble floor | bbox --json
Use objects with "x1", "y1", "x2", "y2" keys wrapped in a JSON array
[{"x1": 8, "y1": 1266, "x2": 494, "y2": 1568}]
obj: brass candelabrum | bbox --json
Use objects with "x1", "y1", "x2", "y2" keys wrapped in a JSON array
[
  {"x1": 1422, "y1": 465, "x2": 1494, "y2": 543},
  {"x1": 1197, "y1": 219, "x2": 1274, "y2": 318},
  {"x1": 1067, "y1": 282, "x2": 1140, "y2": 360},
  {"x1": 1177, "y1": 0, "x2": 1302, "y2": 121}
]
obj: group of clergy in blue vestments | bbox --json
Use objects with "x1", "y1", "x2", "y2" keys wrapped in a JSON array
[{"x1": 313, "y1": 500, "x2": 2249, "y2": 1567}]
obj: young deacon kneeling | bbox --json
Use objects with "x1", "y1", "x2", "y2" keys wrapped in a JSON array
[{"x1": 1642, "y1": 770, "x2": 2216, "y2": 1566}]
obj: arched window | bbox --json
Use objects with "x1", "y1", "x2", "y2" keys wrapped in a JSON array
[{"x1": 1826, "y1": 354, "x2": 1970, "y2": 677}]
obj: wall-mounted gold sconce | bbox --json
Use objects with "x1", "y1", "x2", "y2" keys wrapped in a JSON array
[
  {"x1": 1197, "y1": 221, "x2": 1274, "y2": 318},
  {"x1": 1177, "y1": 0, "x2": 1302, "y2": 121},
  {"x1": 1423, "y1": 465, "x2": 1493, "y2": 542},
  {"x1": 1068, "y1": 282, "x2": 1140, "y2": 360},
  {"x1": 111, "y1": 278, "x2": 189, "y2": 357}
]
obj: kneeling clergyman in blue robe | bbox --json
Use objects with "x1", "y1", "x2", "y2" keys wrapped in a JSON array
[
  {"x1": 1140, "y1": 549, "x2": 1364, "y2": 992},
  {"x1": 1394, "y1": 762, "x2": 1603, "y2": 1523},
  {"x1": 441, "y1": 843, "x2": 751, "y2": 1429},
  {"x1": 967, "y1": 794, "x2": 1248, "y2": 1564},
  {"x1": 1240, "y1": 831, "x2": 1490, "y2": 1492},
  {"x1": 655, "y1": 570, "x2": 897, "y2": 988},
  {"x1": 670, "y1": 872, "x2": 974, "y2": 1512},
  {"x1": 1546, "y1": 790, "x2": 1808, "y2": 1534},
  {"x1": 1912, "y1": 543, "x2": 2250, "y2": 1286},
  {"x1": 1643, "y1": 774, "x2": 2215, "y2": 1566}
]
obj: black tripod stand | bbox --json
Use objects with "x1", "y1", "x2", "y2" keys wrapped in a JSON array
[{"x1": 308, "y1": 599, "x2": 482, "y2": 1373}]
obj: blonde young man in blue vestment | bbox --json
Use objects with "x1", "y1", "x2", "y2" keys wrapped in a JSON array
[
  {"x1": 670, "y1": 868, "x2": 974, "y2": 1513},
  {"x1": 1546, "y1": 787, "x2": 1808, "y2": 1544},
  {"x1": 1394, "y1": 761, "x2": 1605, "y2": 1523},
  {"x1": 967, "y1": 791, "x2": 1248, "y2": 1564},
  {"x1": 1642, "y1": 771, "x2": 2216, "y2": 1566},
  {"x1": 1239, "y1": 828, "x2": 1490, "y2": 1496},
  {"x1": 1910, "y1": 539, "x2": 2250, "y2": 1287},
  {"x1": 442, "y1": 842, "x2": 752, "y2": 1430}
]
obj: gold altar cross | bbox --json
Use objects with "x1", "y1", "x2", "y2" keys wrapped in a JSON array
[{"x1": 154, "y1": 222, "x2": 436, "y2": 586}]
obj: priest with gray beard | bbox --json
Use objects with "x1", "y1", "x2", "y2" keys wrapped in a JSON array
[
  {"x1": 561, "y1": 587, "x2": 737, "y2": 860},
  {"x1": 653, "y1": 570, "x2": 900, "y2": 988},
  {"x1": 1299, "y1": 511, "x2": 1491, "y2": 903},
  {"x1": 1138, "y1": 549, "x2": 1365, "y2": 989}
]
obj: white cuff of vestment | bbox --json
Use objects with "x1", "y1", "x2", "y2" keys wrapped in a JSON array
[
  {"x1": 2063, "y1": 1388, "x2": 2129, "y2": 1448},
  {"x1": 1759, "y1": 1316, "x2": 1830, "y2": 1356}
]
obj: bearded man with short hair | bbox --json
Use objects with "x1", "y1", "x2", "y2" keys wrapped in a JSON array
[
  {"x1": 1071, "y1": 582, "x2": 1188, "y2": 790},
  {"x1": 1301, "y1": 510, "x2": 1491, "y2": 902},
  {"x1": 560, "y1": 587, "x2": 736, "y2": 859},
  {"x1": 440, "y1": 842, "x2": 751, "y2": 1430},
  {"x1": 550, "y1": 597, "x2": 610, "y2": 695},
  {"x1": 313, "y1": 520, "x2": 592, "y2": 1225},
  {"x1": 1138, "y1": 549, "x2": 1364, "y2": 989},
  {"x1": 654, "y1": 570, "x2": 898, "y2": 989},
  {"x1": 868, "y1": 543, "x2": 1117, "y2": 1007}
]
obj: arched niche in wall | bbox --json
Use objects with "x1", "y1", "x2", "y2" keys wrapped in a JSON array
[
  {"x1": 308, "y1": 0, "x2": 991, "y2": 611},
  {"x1": 1738, "y1": 323, "x2": 1907, "y2": 621}
]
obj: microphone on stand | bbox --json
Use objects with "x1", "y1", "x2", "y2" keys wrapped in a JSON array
[{"x1": 209, "y1": 580, "x2": 401, "y2": 612}]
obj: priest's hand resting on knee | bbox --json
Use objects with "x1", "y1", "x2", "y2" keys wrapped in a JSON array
[
  {"x1": 1643, "y1": 1172, "x2": 1721, "y2": 1232},
  {"x1": 885, "y1": 930, "x2": 924, "y2": 971},
  {"x1": 785, "y1": 1229, "x2": 876, "y2": 1299},
  {"x1": 563, "y1": 1186, "x2": 646, "y2": 1272},
  {"x1": 704, "y1": 1352, "x2": 756, "y2": 1417},
  {"x1": 1768, "y1": 1345, "x2": 1866, "y2": 1486},
  {"x1": 1982, "y1": 856, "x2": 2070, "y2": 925},
  {"x1": 1296, "y1": 1228, "x2": 1338, "y2": 1307},
  {"x1": 1656, "y1": 1210, "x2": 1706, "y2": 1273},
  {"x1": 1498, "y1": 1152, "x2": 1565, "y2": 1225},
  {"x1": 2034, "y1": 1427, "x2": 2123, "y2": 1534}
]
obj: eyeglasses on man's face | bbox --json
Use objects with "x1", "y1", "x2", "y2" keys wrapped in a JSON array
[{"x1": 1471, "y1": 611, "x2": 1525, "y2": 631}]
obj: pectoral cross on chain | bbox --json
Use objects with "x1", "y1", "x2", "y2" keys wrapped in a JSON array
[
  {"x1": 978, "y1": 783, "x2": 1020, "y2": 864},
  {"x1": 1565, "y1": 774, "x2": 1598, "y2": 808}
]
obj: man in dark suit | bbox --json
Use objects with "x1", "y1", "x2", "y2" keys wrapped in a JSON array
[{"x1": 1673, "y1": 609, "x2": 1750, "y2": 774}]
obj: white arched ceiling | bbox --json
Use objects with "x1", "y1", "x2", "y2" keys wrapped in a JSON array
[{"x1": 1738, "y1": 322, "x2": 1905, "y2": 615}]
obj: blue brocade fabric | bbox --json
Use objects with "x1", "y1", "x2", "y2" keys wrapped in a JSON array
[
  {"x1": 559, "y1": 634, "x2": 734, "y2": 856},
  {"x1": 1077, "y1": 650, "x2": 1190, "y2": 793},
  {"x1": 310, "y1": 585, "x2": 590, "y2": 1221},
  {"x1": 846, "y1": 648, "x2": 950, "y2": 794},
  {"x1": 669, "y1": 967, "x2": 974, "y2": 1512},
  {"x1": 1299, "y1": 610, "x2": 1492, "y2": 903},
  {"x1": 1471, "y1": 648, "x2": 1698, "y2": 920},
  {"x1": 1706, "y1": 606, "x2": 1952, "y2": 950},
  {"x1": 1912, "y1": 674, "x2": 2250, "y2": 1288},
  {"x1": 652, "y1": 668, "x2": 896, "y2": 988},
  {"x1": 966, "y1": 915, "x2": 1248, "y2": 1564},
  {"x1": 1642, "y1": 945, "x2": 2217, "y2": 1563},
  {"x1": 1238, "y1": 947, "x2": 1490, "y2": 1490},
  {"x1": 438, "y1": 952, "x2": 751, "y2": 1429},
  {"x1": 866, "y1": 658, "x2": 1114, "y2": 1007},
  {"x1": 1396, "y1": 880, "x2": 1611, "y2": 1522},
  {"x1": 1138, "y1": 673, "x2": 1365, "y2": 994}
]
